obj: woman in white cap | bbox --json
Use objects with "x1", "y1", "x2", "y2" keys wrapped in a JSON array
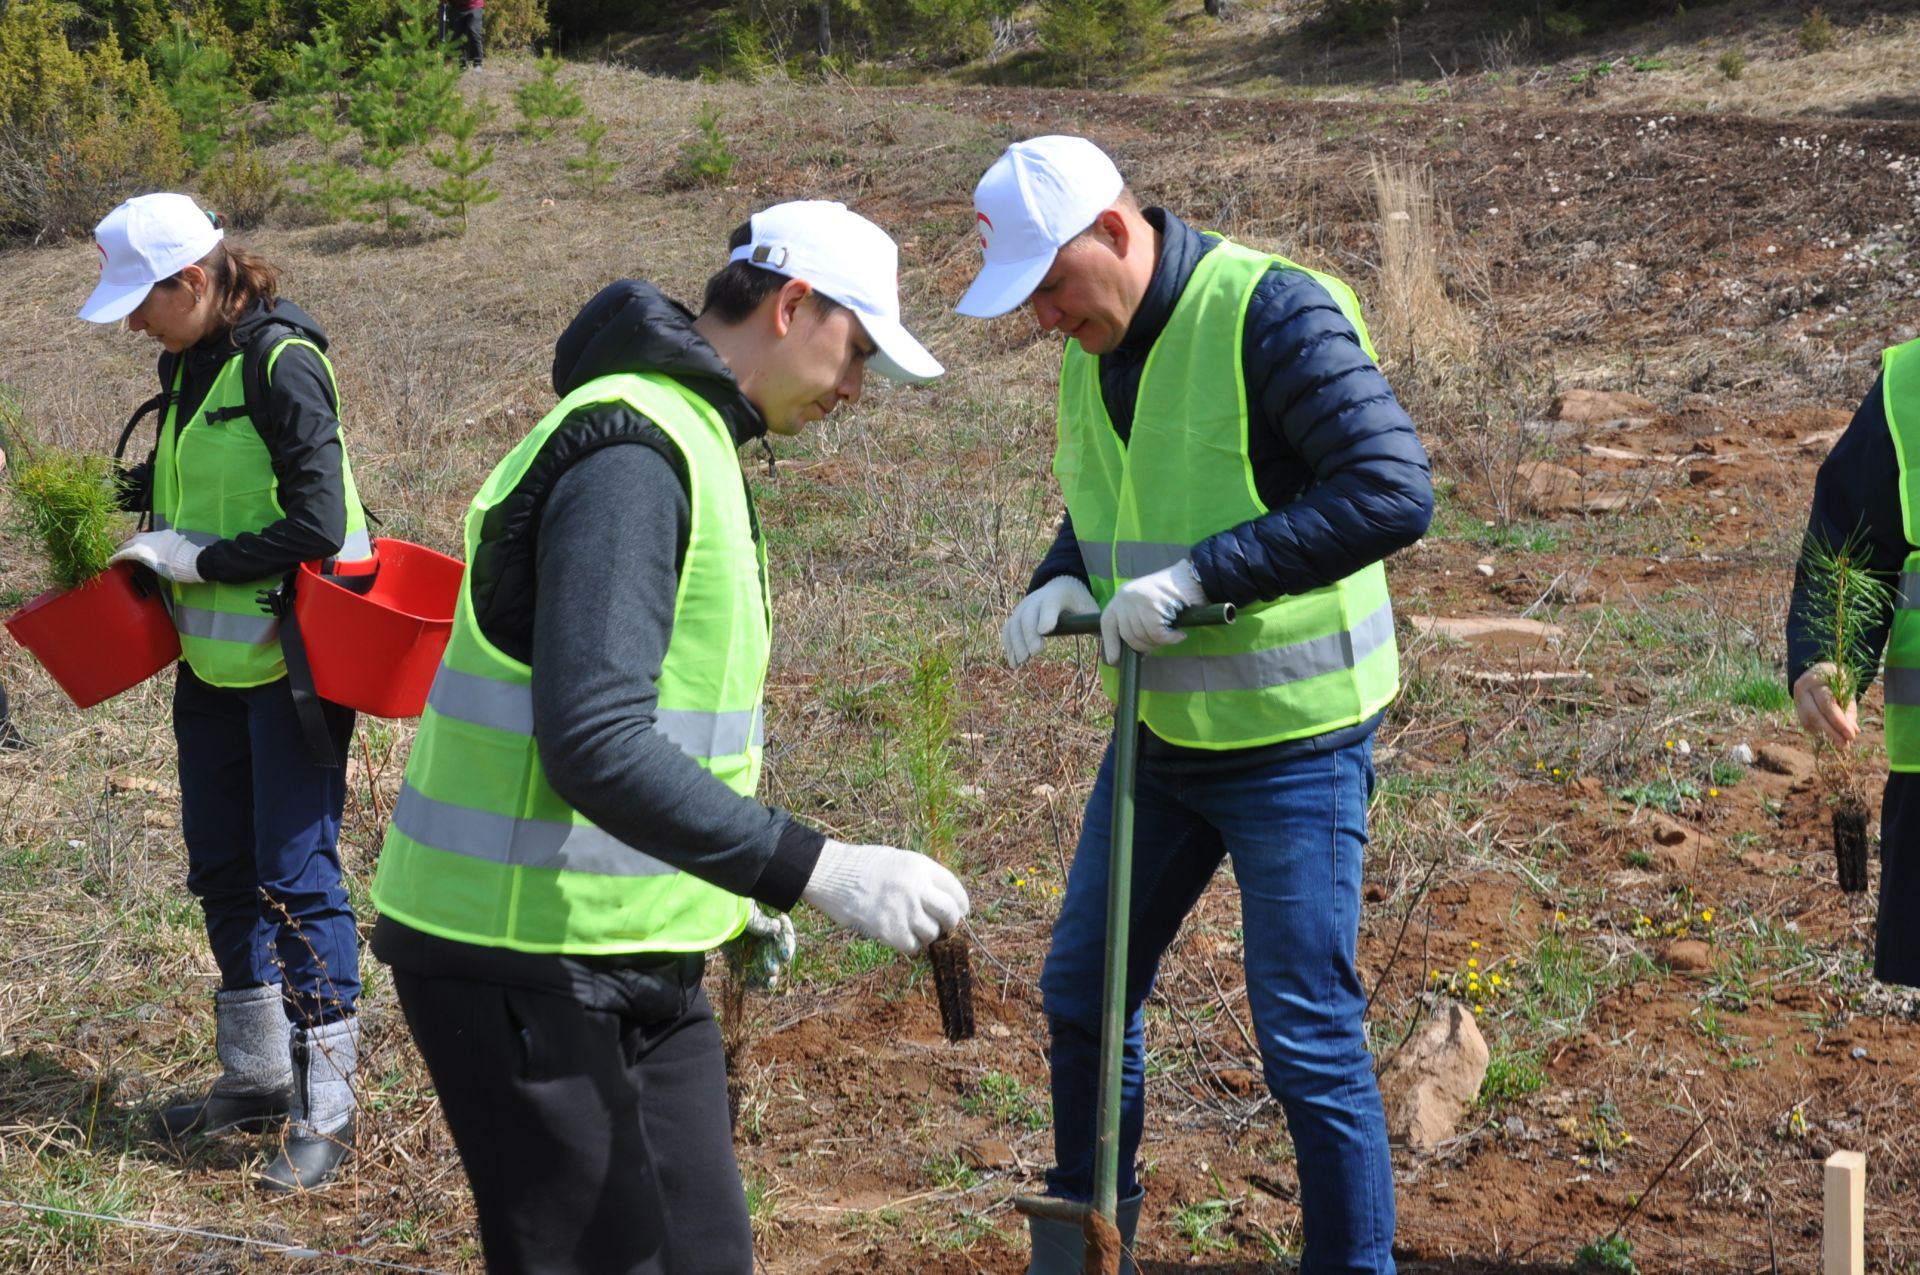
[{"x1": 80, "y1": 192, "x2": 372, "y2": 1192}]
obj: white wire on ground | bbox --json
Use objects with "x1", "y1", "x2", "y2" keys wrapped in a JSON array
[{"x1": 0, "y1": 1197, "x2": 456, "y2": 1274}]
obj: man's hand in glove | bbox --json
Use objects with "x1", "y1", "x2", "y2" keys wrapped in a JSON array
[
  {"x1": 800, "y1": 840, "x2": 970, "y2": 955},
  {"x1": 110, "y1": 529, "x2": 205, "y2": 584},
  {"x1": 1100, "y1": 559, "x2": 1206, "y2": 663},
  {"x1": 1001, "y1": 575, "x2": 1098, "y2": 668},
  {"x1": 726, "y1": 905, "x2": 797, "y2": 992}
]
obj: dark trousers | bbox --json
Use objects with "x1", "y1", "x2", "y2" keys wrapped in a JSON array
[
  {"x1": 448, "y1": 8, "x2": 484, "y2": 66},
  {"x1": 1879, "y1": 773, "x2": 1920, "y2": 986},
  {"x1": 175, "y1": 664, "x2": 358, "y2": 1024},
  {"x1": 390, "y1": 967, "x2": 753, "y2": 1275}
]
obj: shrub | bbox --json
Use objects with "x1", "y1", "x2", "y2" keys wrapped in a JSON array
[
  {"x1": 483, "y1": 0, "x2": 551, "y2": 55},
  {"x1": 150, "y1": 20, "x2": 248, "y2": 169},
  {"x1": 12, "y1": 452, "x2": 122, "y2": 590},
  {"x1": 199, "y1": 131, "x2": 283, "y2": 228},
  {"x1": 1317, "y1": 0, "x2": 1399, "y2": 39},
  {"x1": 672, "y1": 100, "x2": 735, "y2": 187},
  {"x1": 1039, "y1": 0, "x2": 1168, "y2": 85},
  {"x1": 860, "y1": 0, "x2": 1014, "y2": 67},
  {"x1": 1798, "y1": 6, "x2": 1835, "y2": 54},
  {"x1": 0, "y1": 2, "x2": 189, "y2": 242},
  {"x1": 1717, "y1": 47, "x2": 1746, "y2": 80}
]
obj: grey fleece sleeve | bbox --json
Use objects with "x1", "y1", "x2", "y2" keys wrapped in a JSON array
[{"x1": 529, "y1": 442, "x2": 823, "y2": 910}]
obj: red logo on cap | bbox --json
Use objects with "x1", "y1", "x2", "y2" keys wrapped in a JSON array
[
  {"x1": 975, "y1": 211, "x2": 994, "y2": 250},
  {"x1": 96, "y1": 242, "x2": 107, "y2": 274}
]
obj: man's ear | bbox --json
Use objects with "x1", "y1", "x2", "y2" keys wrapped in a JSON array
[
  {"x1": 770, "y1": 277, "x2": 814, "y2": 338},
  {"x1": 1091, "y1": 207, "x2": 1132, "y2": 259}
]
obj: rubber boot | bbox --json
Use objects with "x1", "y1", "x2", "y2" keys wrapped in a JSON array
[
  {"x1": 153, "y1": 985, "x2": 292, "y2": 1141},
  {"x1": 257, "y1": 1016, "x2": 357, "y2": 1192},
  {"x1": 1027, "y1": 1189, "x2": 1145, "y2": 1275}
]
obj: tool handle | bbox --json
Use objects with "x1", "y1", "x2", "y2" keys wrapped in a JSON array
[{"x1": 1045, "y1": 601, "x2": 1235, "y2": 637}]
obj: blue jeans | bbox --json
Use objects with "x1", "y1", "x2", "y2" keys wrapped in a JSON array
[
  {"x1": 1040, "y1": 732, "x2": 1395, "y2": 1275},
  {"x1": 174, "y1": 664, "x2": 359, "y2": 1025}
]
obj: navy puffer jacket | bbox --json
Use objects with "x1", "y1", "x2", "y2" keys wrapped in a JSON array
[{"x1": 1029, "y1": 209, "x2": 1433, "y2": 608}]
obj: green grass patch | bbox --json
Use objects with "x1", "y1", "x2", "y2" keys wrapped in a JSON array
[
  {"x1": 960, "y1": 1071, "x2": 1047, "y2": 1131},
  {"x1": 1612, "y1": 778, "x2": 1700, "y2": 813},
  {"x1": 1479, "y1": 1043, "x2": 1548, "y2": 1108}
]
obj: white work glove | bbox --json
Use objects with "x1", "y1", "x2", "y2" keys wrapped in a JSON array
[
  {"x1": 1002, "y1": 575, "x2": 1099, "y2": 668},
  {"x1": 1100, "y1": 559, "x2": 1207, "y2": 664},
  {"x1": 801, "y1": 839, "x2": 970, "y2": 956},
  {"x1": 1793, "y1": 662, "x2": 1859, "y2": 748},
  {"x1": 109, "y1": 529, "x2": 205, "y2": 584},
  {"x1": 727, "y1": 904, "x2": 797, "y2": 992}
]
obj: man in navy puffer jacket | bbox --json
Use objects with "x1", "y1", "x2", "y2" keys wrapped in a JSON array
[{"x1": 959, "y1": 136, "x2": 1430, "y2": 1275}]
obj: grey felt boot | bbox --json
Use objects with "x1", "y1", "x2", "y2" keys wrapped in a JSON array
[
  {"x1": 1027, "y1": 1189, "x2": 1144, "y2": 1275},
  {"x1": 257, "y1": 1016, "x2": 357, "y2": 1192},
  {"x1": 153, "y1": 985, "x2": 292, "y2": 1141}
]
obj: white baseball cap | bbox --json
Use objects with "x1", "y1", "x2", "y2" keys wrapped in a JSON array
[
  {"x1": 78, "y1": 193, "x2": 223, "y2": 324},
  {"x1": 955, "y1": 135, "x2": 1125, "y2": 319},
  {"x1": 729, "y1": 200, "x2": 943, "y2": 384}
]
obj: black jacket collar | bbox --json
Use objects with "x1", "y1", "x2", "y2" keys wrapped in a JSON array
[
  {"x1": 1114, "y1": 209, "x2": 1218, "y2": 359},
  {"x1": 551, "y1": 281, "x2": 767, "y2": 449}
]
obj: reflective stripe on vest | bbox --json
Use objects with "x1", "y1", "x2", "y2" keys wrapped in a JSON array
[
  {"x1": 151, "y1": 337, "x2": 372, "y2": 688},
  {"x1": 372, "y1": 371, "x2": 763, "y2": 955},
  {"x1": 388, "y1": 785, "x2": 680, "y2": 877},
  {"x1": 1882, "y1": 337, "x2": 1920, "y2": 771},
  {"x1": 424, "y1": 664, "x2": 766, "y2": 757},
  {"x1": 1054, "y1": 238, "x2": 1400, "y2": 749}
]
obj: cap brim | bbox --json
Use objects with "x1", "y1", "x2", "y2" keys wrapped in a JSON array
[
  {"x1": 859, "y1": 310, "x2": 944, "y2": 384},
  {"x1": 954, "y1": 250, "x2": 1056, "y2": 319},
  {"x1": 78, "y1": 279, "x2": 151, "y2": 324}
]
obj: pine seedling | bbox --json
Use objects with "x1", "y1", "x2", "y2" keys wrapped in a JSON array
[
  {"x1": 565, "y1": 118, "x2": 619, "y2": 194},
  {"x1": 514, "y1": 52, "x2": 585, "y2": 140},
  {"x1": 12, "y1": 452, "x2": 122, "y2": 590},
  {"x1": 671, "y1": 100, "x2": 735, "y2": 187},
  {"x1": 1799, "y1": 528, "x2": 1893, "y2": 736},
  {"x1": 1799, "y1": 527, "x2": 1893, "y2": 891},
  {"x1": 422, "y1": 100, "x2": 500, "y2": 231}
]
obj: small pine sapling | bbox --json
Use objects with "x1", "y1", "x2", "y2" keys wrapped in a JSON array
[
  {"x1": 513, "y1": 52, "x2": 585, "y2": 140},
  {"x1": 276, "y1": 26, "x2": 361, "y2": 220},
  {"x1": 1798, "y1": 529, "x2": 1895, "y2": 891},
  {"x1": 565, "y1": 118, "x2": 619, "y2": 194},
  {"x1": 348, "y1": 1, "x2": 461, "y2": 232},
  {"x1": 671, "y1": 100, "x2": 736, "y2": 188},
  {"x1": 422, "y1": 99, "x2": 500, "y2": 231}
]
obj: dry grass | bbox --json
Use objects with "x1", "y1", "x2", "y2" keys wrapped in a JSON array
[{"x1": 1367, "y1": 156, "x2": 1478, "y2": 373}]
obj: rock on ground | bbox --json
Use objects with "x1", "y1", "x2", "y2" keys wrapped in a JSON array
[
  {"x1": 1755, "y1": 742, "x2": 1817, "y2": 782},
  {"x1": 1551, "y1": 388, "x2": 1659, "y2": 423},
  {"x1": 1379, "y1": 1001, "x2": 1490, "y2": 1152}
]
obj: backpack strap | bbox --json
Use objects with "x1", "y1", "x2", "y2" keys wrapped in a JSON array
[{"x1": 242, "y1": 322, "x2": 357, "y2": 765}]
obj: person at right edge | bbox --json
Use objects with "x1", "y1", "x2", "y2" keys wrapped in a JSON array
[
  {"x1": 1786, "y1": 336, "x2": 1920, "y2": 990},
  {"x1": 958, "y1": 136, "x2": 1431, "y2": 1274},
  {"x1": 368, "y1": 200, "x2": 968, "y2": 1275}
]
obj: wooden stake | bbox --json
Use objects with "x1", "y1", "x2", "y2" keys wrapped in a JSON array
[{"x1": 1824, "y1": 1149, "x2": 1865, "y2": 1275}]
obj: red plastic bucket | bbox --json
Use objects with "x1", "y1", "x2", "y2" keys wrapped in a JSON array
[
  {"x1": 5, "y1": 561, "x2": 182, "y2": 709},
  {"x1": 296, "y1": 537, "x2": 463, "y2": 718}
]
